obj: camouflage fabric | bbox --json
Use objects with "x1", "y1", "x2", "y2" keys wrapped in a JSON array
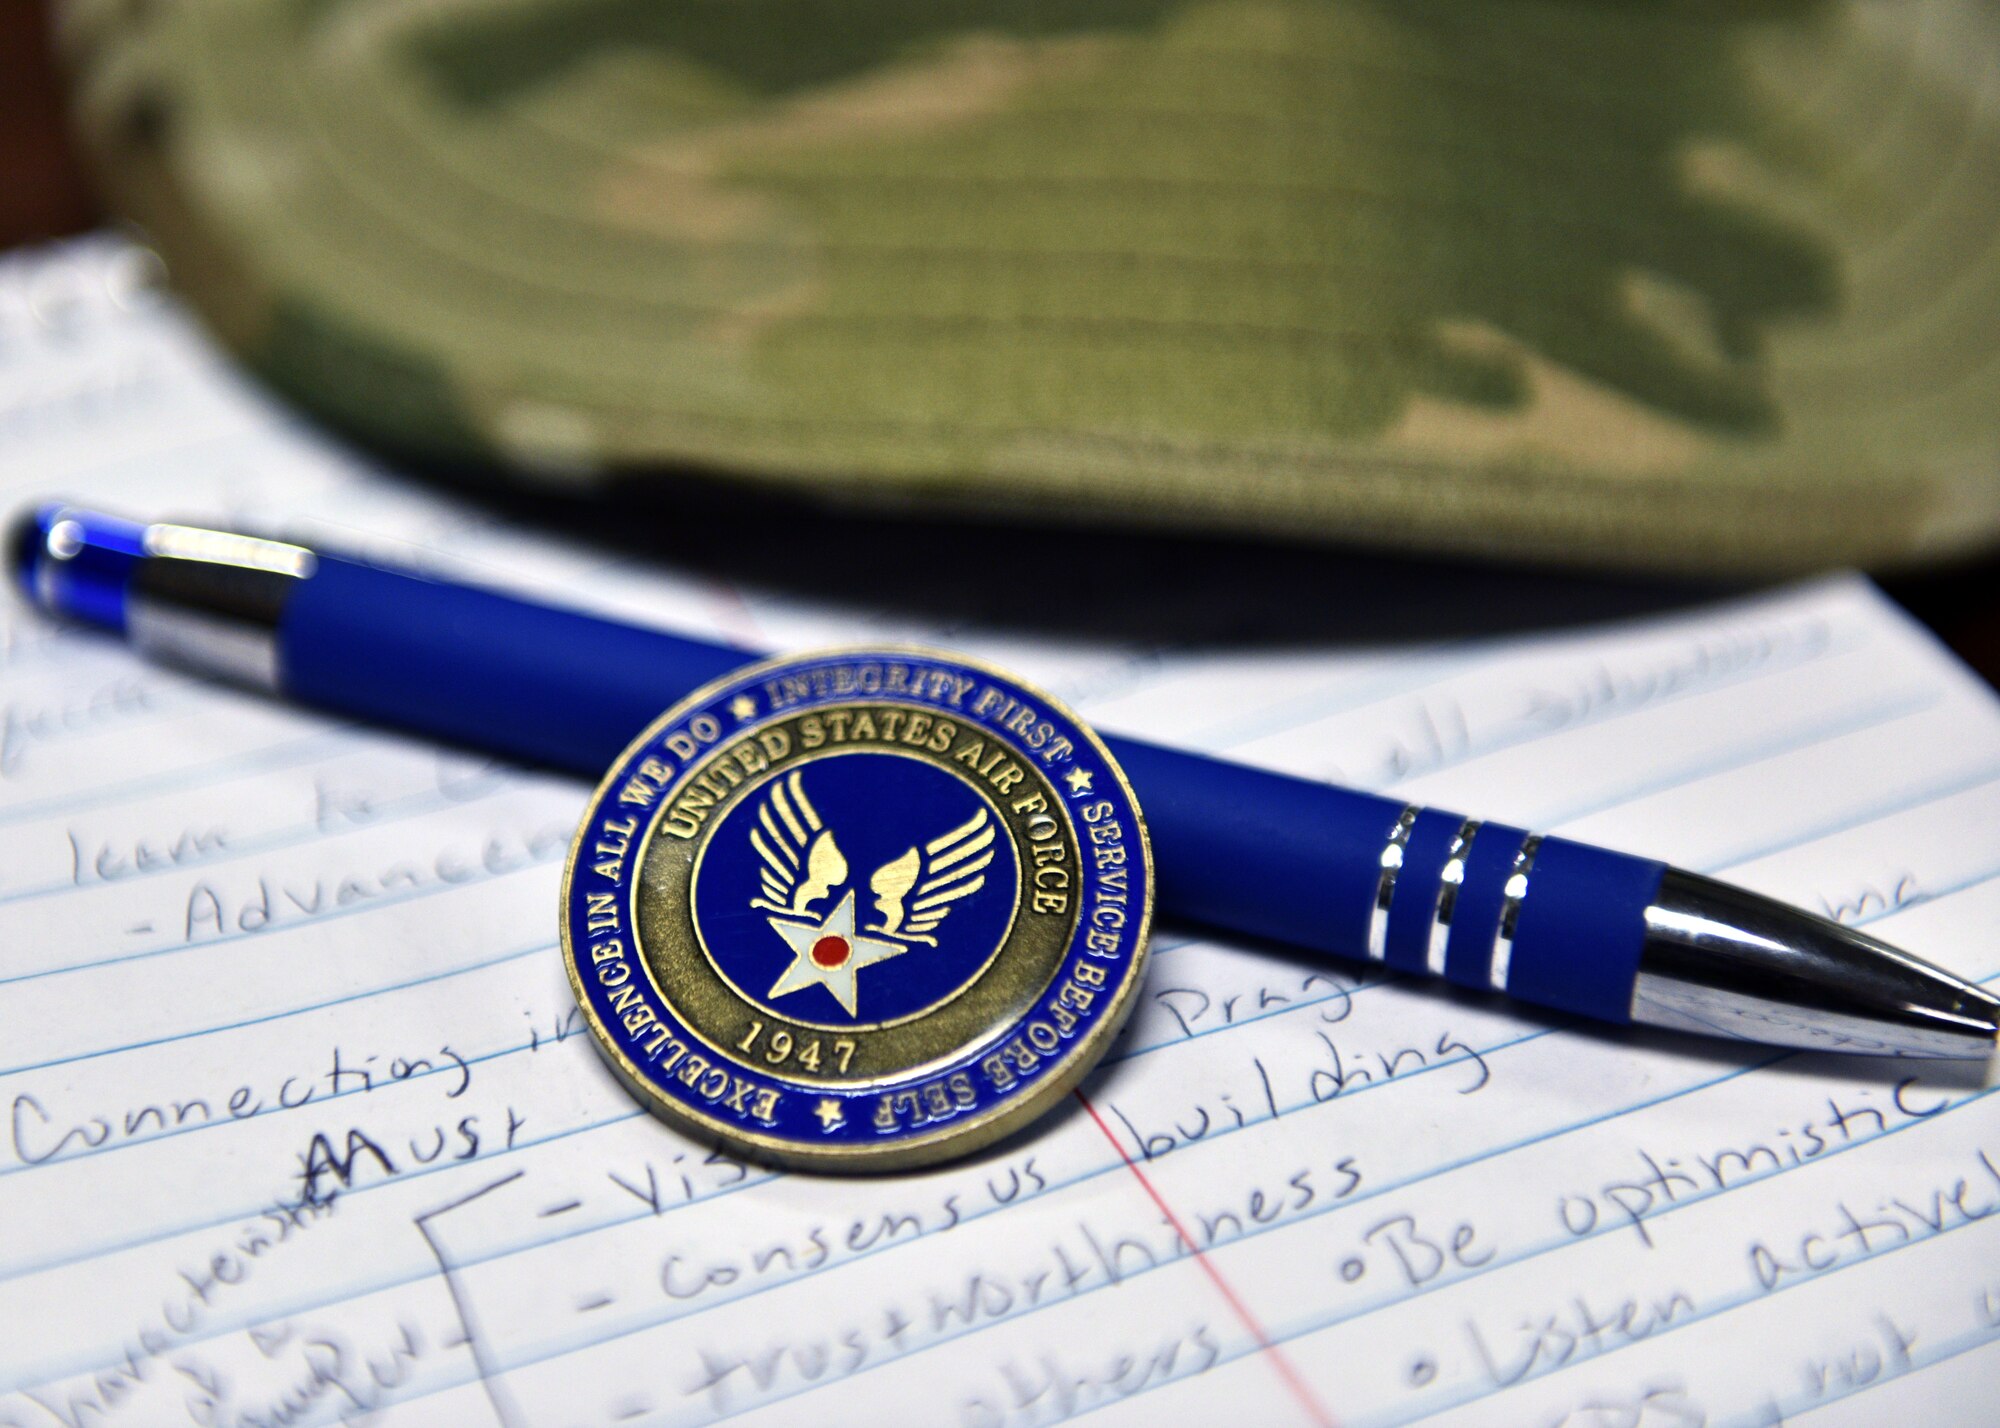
[{"x1": 54, "y1": 0, "x2": 2000, "y2": 574}]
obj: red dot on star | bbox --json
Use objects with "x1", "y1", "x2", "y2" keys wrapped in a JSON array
[{"x1": 812, "y1": 936, "x2": 850, "y2": 968}]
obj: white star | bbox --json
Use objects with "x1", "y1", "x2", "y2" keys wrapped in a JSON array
[
  {"x1": 729, "y1": 694, "x2": 758, "y2": 721},
  {"x1": 765, "y1": 891, "x2": 908, "y2": 1017},
  {"x1": 1064, "y1": 766, "x2": 1094, "y2": 795}
]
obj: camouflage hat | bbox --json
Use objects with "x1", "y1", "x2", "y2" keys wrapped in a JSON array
[{"x1": 53, "y1": 0, "x2": 2000, "y2": 574}]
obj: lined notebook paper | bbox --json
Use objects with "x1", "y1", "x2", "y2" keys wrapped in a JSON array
[{"x1": 3, "y1": 236, "x2": 1999, "y2": 1428}]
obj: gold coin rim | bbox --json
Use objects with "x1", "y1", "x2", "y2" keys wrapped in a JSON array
[{"x1": 559, "y1": 643, "x2": 1155, "y2": 1174}]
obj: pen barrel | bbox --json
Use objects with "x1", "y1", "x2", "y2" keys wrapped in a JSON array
[
  {"x1": 16, "y1": 513, "x2": 1991, "y2": 1052},
  {"x1": 280, "y1": 555, "x2": 1668, "y2": 1023},
  {"x1": 280, "y1": 555, "x2": 754, "y2": 773}
]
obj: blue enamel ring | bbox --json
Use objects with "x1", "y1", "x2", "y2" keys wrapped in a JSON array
[{"x1": 560, "y1": 646, "x2": 1154, "y2": 1171}]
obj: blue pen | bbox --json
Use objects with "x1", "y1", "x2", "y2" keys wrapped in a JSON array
[{"x1": 11, "y1": 505, "x2": 1996, "y2": 1059}]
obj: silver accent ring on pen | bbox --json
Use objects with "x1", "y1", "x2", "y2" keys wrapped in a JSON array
[
  {"x1": 1490, "y1": 833, "x2": 1543, "y2": 990},
  {"x1": 1428, "y1": 818, "x2": 1481, "y2": 975},
  {"x1": 1366, "y1": 804, "x2": 1421, "y2": 960}
]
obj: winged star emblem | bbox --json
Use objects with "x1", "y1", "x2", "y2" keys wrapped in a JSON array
[{"x1": 747, "y1": 770, "x2": 995, "y2": 1015}]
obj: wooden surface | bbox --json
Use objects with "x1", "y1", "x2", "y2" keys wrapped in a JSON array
[{"x1": 0, "y1": 1, "x2": 98, "y2": 244}]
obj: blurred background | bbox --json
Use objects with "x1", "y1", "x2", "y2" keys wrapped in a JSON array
[{"x1": 4, "y1": 0, "x2": 1998, "y2": 681}]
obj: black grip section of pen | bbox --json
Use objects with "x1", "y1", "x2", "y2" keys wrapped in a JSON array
[{"x1": 280, "y1": 556, "x2": 754, "y2": 775}]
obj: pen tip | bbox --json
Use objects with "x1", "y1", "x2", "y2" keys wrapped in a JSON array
[{"x1": 1960, "y1": 983, "x2": 2000, "y2": 1050}]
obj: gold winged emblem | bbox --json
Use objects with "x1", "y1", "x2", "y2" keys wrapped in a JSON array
[
  {"x1": 745, "y1": 772, "x2": 996, "y2": 1015},
  {"x1": 747, "y1": 770, "x2": 848, "y2": 920},
  {"x1": 863, "y1": 807, "x2": 995, "y2": 945}
]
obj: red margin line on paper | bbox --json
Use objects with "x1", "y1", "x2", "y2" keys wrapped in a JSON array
[{"x1": 1075, "y1": 1088, "x2": 1338, "y2": 1428}]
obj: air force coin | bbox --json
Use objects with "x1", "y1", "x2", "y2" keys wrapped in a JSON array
[{"x1": 560, "y1": 648, "x2": 1154, "y2": 1171}]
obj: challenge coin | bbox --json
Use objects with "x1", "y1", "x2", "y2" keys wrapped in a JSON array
[{"x1": 560, "y1": 647, "x2": 1153, "y2": 1171}]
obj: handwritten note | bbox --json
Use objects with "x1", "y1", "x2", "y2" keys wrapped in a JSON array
[{"x1": 3, "y1": 236, "x2": 1999, "y2": 1428}]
